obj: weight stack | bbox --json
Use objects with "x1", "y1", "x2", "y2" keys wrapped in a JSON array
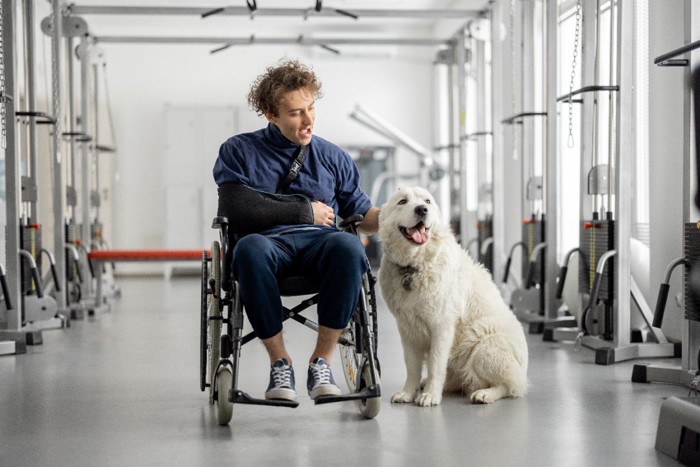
[
  {"x1": 20, "y1": 224, "x2": 41, "y2": 295},
  {"x1": 522, "y1": 215, "x2": 545, "y2": 285},
  {"x1": 684, "y1": 222, "x2": 700, "y2": 322},
  {"x1": 91, "y1": 221, "x2": 104, "y2": 244},
  {"x1": 65, "y1": 222, "x2": 80, "y2": 281},
  {"x1": 579, "y1": 217, "x2": 615, "y2": 300}
]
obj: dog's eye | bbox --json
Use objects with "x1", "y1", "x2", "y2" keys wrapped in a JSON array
[
  {"x1": 425, "y1": 199, "x2": 431, "y2": 204},
  {"x1": 397, "y1": 199, "x2": 407, "y2": 205}
]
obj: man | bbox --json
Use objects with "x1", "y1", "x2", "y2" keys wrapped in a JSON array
[{"x1": 213, "y1": 59, "x2": 379, "y2": 402}]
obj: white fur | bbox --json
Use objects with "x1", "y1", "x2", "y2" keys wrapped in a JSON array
[{"x1": 378, "y1": 186, "x2": 529, "y2": 406}]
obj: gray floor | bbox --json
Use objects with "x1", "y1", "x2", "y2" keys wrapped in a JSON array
[{"x1": 0, "y1": 276, "x2": 690, "y2": 466}]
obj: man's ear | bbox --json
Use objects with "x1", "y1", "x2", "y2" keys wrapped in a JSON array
[{"x1": 264, "y1": 112, "x2": 276, "y2": 124}]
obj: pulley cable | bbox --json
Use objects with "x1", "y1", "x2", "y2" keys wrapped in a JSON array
[{"x1": 567, "y1": 0, "x2": 582, "y2": 149}]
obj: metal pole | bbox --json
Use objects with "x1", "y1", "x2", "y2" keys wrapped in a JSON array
[
  {"x1": 68, "y1": 5, "x2": 479, "y2": 20},
  {"x1": 78, "y1": 36, "x2": 92, "y2": 298},
  {"x1": 22, "y1": 0, "x2": 38, "y2": 221},
  {"x1": 66, "y1": 35, "x2": 76, "y2": 222},
  {"x1": 447, "y1": 43, "x2": 456, "y2": 231},
  {"x1": 491, "y1": 1, "x2": 505, "y2": 283},
  {"x1": 2, "y1": 0, "x2": 20, "y2": 330},
  {"x1": 93, "y1": 36, "x2": 449, "y2": 47},
  {"x1": 457, "y1": 29, "x2": 470, "y2": 248},
  {"x1": 580, "y1": 0, "x2": 597, "y2": 221},
  {"x1": 50, "y1": 0, "x2": 66, "y2": 310},
  {"x1": 522, "y1": 0, "x2": 534, "y2": 218},
  {"x1": 475, "y1": 38, "x2": 488, "y2": 220},
  {"x1": 92, "y1": 61, "x2": 99, "y2": 225},
  {"x1": 545, "y1": 0, "x2": 560, "y2": 319},
  {"x1": 614, "y1": 0, "x2": 632, "y2": 348}
]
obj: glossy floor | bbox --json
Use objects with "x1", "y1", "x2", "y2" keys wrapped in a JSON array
[{"x1": 0, "y1": 276, "x2": 689, "y2": 466}]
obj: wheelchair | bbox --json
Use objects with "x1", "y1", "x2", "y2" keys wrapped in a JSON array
[{"x1": 199, "y1": 214, "x2": 381, "y2": 425}]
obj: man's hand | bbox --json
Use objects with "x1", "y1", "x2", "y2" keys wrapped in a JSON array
[{"x1": 312, "y1": 201, "x2": 335, "y2": 227}]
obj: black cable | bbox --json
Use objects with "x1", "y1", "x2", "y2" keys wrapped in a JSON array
[
  {"x1": 319, "y1": 44, "x2": 340, "y2": 55},
  {"x1": 335, "y1": 9, "x2": 358, "y2": 20}
]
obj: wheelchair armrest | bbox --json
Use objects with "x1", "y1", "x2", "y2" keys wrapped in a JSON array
[
  {"x1": 339, "y1": 214, "x2": 364, "y2": 234},
  {"x1": 212, "y1": 216, "x2": 229, "y2": 229}
]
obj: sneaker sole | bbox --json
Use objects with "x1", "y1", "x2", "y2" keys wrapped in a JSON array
[
  {"x1": 265, "y1": 388, "x2": 298, "y2": 402},
  {"x1": 309, "y1": 385, "x2": 342, "y2": 399}
]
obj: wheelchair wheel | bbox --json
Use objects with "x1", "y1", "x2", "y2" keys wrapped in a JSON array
[
  {"x1": 339, "y1": 326, "x2": 360, "y2": 392},
  {"x1": 199, "y1": 250, "x2": 209, "y2": 392},
  {"x1": 207, "y1": 241, "x2": 223, "y2": 404},
  {"x1": 216, "y1": 367, "x2": 234, "y2": 425}
]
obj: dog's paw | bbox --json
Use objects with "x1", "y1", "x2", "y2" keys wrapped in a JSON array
[
  {"x1": 415, "y1": 392, "x2": 441, "y2": 407},
  {"x1": 391, "y1": 391, "x2": 416, "y2": 404},
  {"x1": 470, "y1": 389, "x2": 495, "y2": 404}
]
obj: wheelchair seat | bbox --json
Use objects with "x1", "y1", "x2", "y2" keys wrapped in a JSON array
[{"x1": 278, "y1": 275, "x2": 320, "y2": 296}]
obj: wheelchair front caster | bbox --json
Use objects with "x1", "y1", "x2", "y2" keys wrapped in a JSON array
[
  {"x1": 216, "y1": 367, "x2": 233, "y2": 425},
  {"x1": 357, "y1": 361, "x2": 381, "y2": 419}
]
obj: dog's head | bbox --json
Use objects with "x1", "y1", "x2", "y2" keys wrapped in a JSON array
[{"x1": 379, "y1": 187, "x2": 442, "y2": 258}]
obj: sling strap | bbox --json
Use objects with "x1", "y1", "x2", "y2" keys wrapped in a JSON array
[{"x1": 277, "y1": 144, "x2": 307, "y2": 194}]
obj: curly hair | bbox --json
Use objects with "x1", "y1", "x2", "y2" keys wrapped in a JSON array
[{"x1": 247, "y1": 59, "x2": 323, "y2": 117}]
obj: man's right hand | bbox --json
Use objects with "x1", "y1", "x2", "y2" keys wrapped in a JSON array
[{"x1": 312, "y1": 201, "x2": 335, "y2": 227}]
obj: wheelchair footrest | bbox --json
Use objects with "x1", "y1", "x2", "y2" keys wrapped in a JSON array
[
  {"x1": 313, "y1": 385, "x2": 381, "y2": 405},
  {"x1": 230, "y1": 389, "x2": 300, "y2": 408}
]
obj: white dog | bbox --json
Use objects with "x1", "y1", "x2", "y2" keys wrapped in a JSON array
[{"x1": 378, "y1": 186, "x2": 528, "y2": 406}]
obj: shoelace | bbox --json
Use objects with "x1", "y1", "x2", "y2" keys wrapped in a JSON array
[
  {"x1": 271, "y1": 365, "x2": 293, "y2": 388},
  {"x1": 312, "y1": 364, "x2": 332, "y2": 385}
]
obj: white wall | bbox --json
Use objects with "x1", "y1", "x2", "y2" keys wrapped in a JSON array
[
  {"x1": 98, "y1": 43, "x2": 435, "y2": 270},
  {"x1": 8, "y1": 1, "x2": 449, "y2": 276}
]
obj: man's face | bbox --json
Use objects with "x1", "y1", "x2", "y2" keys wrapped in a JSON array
[{"x1": 265, "y1": 88, "x2": 315, "y2": 145}]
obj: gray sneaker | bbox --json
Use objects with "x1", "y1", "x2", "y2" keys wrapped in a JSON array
[
  {"x1": 307, "y1": 357, "x2": 342, "y2": 399},
  {"x1": 265, "y1": 358, "x2": 298, "y2": 402}
]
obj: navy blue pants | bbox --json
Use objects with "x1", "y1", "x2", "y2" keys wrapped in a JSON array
[{"x1": 231, "y1": 229, "x2": 368, "y2": 340}]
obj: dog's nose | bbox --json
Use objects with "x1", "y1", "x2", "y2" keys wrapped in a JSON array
[{"x1": 415, "y1": 205, "x2": 429, "y2": 217}]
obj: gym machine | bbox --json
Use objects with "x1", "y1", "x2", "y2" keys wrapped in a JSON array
[
  {"x1": 434, "y1": 33, "x2": 472, "y2": 247},
  {"x1": 0, "y1": 0, "x2": 66, "y2": 348},
  {"x1": 633, "y1": 19, "x2": 700, "y2": 462},
  {"x1": 77, "y1": 36, "x2": 120, "y2": 309},
  {"x1": 18, "y1": 0, "x2": 65, "y2": 333},
  {"x1": 499, "y1": 0, "x2": 566, "y2": 333},
  {"x1": 463, "y1": 20, "x2": 494, "y2": 275},
  {"x1": 0, "y1": 262, "x2": 24, "y2": 355},
  {"x1": 48, "y1": 12, "x2": 92, "y2": 319},
  {"x1": 551, "y1": 0, "x2": 676, "y2": 364},
  {"x1": 434, "y1": 21, "x2": 493, "y2": 276},
  {"x1": 44, "y1": 11, "x2": 119, "y2": 315}
]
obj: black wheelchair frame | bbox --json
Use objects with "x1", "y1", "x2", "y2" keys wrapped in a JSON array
[{"x1": 200, "y1": 215, "x2": 381, "y2": 425}]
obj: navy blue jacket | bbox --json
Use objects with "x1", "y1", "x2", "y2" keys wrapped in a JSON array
[{"x1": 213, "y1": 123, "x2": 372, "y2": 236}]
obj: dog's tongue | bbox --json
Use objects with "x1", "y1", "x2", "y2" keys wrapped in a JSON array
[{"x1": 407, "y1": 224, "x2": 429, "y2": 244}]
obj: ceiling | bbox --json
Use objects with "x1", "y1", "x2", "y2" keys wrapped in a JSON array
[{"x1": 64, "y1": 0, "x2": 490, "y2": 52}]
